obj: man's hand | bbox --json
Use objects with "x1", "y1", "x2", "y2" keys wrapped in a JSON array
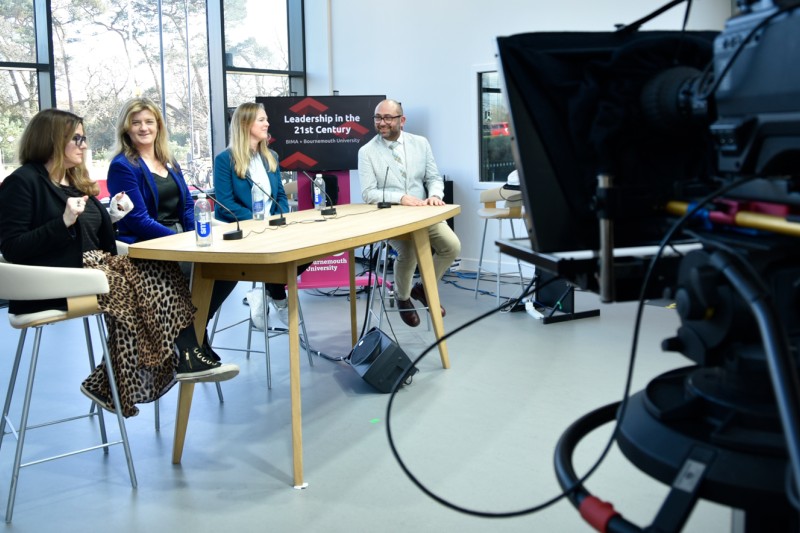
[
  {"x1": 400, "y1": 195, "x2": 426, "y2": 206},
  {"x1": 425, "y1": 196, "x2": 445, "y2": 206}
]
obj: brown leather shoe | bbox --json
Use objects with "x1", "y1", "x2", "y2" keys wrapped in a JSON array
[
  {"x1": 410, "y1": 282, "x2": 446, "y2": 317},
  {"x1": 396, "y1": 297, "x2": 420, "y2": 327}
]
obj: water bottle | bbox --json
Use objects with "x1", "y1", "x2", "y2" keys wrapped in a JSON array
[
  {"x1": 194, "y1": 193, "x2": 213, "y2": 247},
  {"x1": 313, "y1": 173, "x2": 326, "y2": 211},
  {"x1": 252, "y1": 182, "x2": 265, "y2": 220}
]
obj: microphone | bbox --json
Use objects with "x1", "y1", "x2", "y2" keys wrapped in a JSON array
[
  {"x1": 377, "y1": 167, "x2": 391, "y2": 209},
  {"x1": 301, "y1": 171, "x2": 337, "y2": 216},
  {"x1": 246, "y1": 177, "x2": 287, "y2": 227},
  {"x1": 185, "y1": 170, "x2": 243, "y2": 240}
]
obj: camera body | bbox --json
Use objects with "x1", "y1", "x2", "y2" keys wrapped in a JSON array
[{"x1": 710, "y1": 1, "x2": 800, "y2": 178}]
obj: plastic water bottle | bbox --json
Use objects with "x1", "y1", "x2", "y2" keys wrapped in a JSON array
[
  {"x1": 194, "y1": 193, "x2": 213, "y2": 247},
  {"x1": 252, "y1": 182, "x2": 265, "y2": 220},
  {"x1": 313, "y1": 173, "x2": 326, "y2": 211}
]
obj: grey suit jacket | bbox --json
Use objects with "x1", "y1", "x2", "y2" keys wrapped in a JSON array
[{"x1": 358, "y1": 131, "x2": 445, "y2": 205}]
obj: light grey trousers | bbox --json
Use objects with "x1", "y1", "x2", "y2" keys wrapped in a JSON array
[{"x1": 389, "y1": 220, "x2": 461, "y2": 300}]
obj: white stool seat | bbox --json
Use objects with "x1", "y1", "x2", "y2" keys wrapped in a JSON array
[
  {"x1": 474, "y1": 186, "x2": 526, "y2": 305},
  {"x1": 0, "y1": 260, "x2": 137, "y2": 523}
]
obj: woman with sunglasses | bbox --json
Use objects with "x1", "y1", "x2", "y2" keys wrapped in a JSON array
[{"x1": 0, "y1": 108, "x2": 239, "y2": 418}]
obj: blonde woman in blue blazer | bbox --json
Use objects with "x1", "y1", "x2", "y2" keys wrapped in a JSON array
[
  {"x1": 107, "y1": 97, "x2": 237, "y2": 361},
  {"x1": 213, "y1": 102, "x2": 304, "y2": 326}
]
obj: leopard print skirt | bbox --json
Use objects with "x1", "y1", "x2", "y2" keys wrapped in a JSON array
[{"x1": 80, "y1": 250, "x2": 197, "y2": 417}]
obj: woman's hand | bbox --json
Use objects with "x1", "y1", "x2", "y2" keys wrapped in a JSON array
[
  {"x1": 109, "y1": 191, "x2": 133, "y2": 222},
  {"x1": 63, "y1": 195, "x2": 88, "y2": 227}
]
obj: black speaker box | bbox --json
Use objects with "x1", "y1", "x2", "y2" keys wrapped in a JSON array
[{"x1": 348, "y1": 328, "x2": 418, "y2": 393}]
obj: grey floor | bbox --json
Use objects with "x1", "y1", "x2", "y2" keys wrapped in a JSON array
[{"x1": 0, "y1": 271, "x2": 734, "y2": 532}]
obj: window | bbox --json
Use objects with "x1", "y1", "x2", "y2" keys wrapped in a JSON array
[
  {"x1": 0, "y1": 0, "x2": 305, "y2": 192},
  {"x1": 224, "y1": 0, "x2": 288, "y2": 72},
  {"x1": 49, "y1": 0, "x2": 213, "y2": 193},
  {"x1": 479, "y1": 71, "x2": 515, "y2": 183},
  {"x1": 0, "y1": 1, "x2": 41, "y2": 178},
  {"x1": 0, "y1": 68, "x2": 37, "y2": 177},
  {"x1": 224, "y1": 0, "x2": 293, "y2": 108}
]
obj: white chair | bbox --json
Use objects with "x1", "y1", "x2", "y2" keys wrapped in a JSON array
[
  {"x1": 209, "y1": 282, "x2": 314, "y2": 389},
  {"x1": 474, "y1": 186, "x2": 526, "y2": 306},
  {"x1": 0, "y1": 259, "x2": 137, "y2": 523}
]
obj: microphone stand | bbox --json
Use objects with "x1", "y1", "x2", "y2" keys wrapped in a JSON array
[
  {"x1": 248, "y1": 178, "x2": 287, "y2": 226},
  {"x1": 301, "y1": 171, "x2": 338, "y2": 215},
  {"x1": 377, "y1": 167, "x2": 391, "y2": 209}
]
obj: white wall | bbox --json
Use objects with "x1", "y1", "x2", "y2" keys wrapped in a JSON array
[{"x1": 303, "y1": 0, "x2": 731, "y2": 273}]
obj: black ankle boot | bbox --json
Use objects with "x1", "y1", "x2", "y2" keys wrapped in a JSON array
[
  {"x1": 175, "y1": 326, "x2": 202, "y2": 354},
  {"x1": 175, "y1": 326, "x2": 239, "y2": 383},
  {"x1": 203, "y1": 332, "x2": 222, "y2": 362}
]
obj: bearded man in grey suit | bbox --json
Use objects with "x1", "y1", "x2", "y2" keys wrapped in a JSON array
[{"x1": 358, "y1": 99, "x2": 461, "y2": 328}]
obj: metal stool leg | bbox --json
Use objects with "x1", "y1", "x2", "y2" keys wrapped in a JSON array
[
  {"x1": 474, "y1": 219, "x2": 488, "y2": 298},
  {"x1": 510, "y1": 221, "x2": 525, "y2": 295},
  {"x1": 0, "y1": 330, "x2": 27, "y2": 452},
  {"x1": 85, "y1": 317, "x2": 109, "y2": 450},
  {"x1": 96, "y1": 315, "x2": 137, "y2": 490},
  {"x1": 297, "y1": 299, "x2": 313, "y2": 367},
  {"x1": 378, "y1": 242, "x2": 391, "y2": 330},
  {"x1": 5, "y1": 326, "x2": 44, "y2": 523},
  {"x1": 259, "y1": 284, "x2": 272, "y2": 389},
  {"x1": 365, "y1": 242, "x2": 386, "y2": 332}
]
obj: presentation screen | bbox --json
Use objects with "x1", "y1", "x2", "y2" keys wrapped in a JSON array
[{"x1": 256, "y1": 95, "x2": 385, "y2": 171}]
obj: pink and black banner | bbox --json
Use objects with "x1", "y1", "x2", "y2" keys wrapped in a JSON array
[{"x1": 256, "y1": 95, "x2": 385, "y2": 172}]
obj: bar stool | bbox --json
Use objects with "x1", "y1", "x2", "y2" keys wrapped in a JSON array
[
  {"x1": 364, "y1": 241, "x2": 431, "y2": 332},
  {"x1": 209, "y1": 282, "x2": 314, "y2": 389},
  {"x1": 0, "y1": 260, "x2": 137, "y2": 523},
  {"x1": 473, "y1": 184, "x2": 526, "y2": 306},
  {"x1": 115, "y1": 241, "x2": 222, "y2": 431}
]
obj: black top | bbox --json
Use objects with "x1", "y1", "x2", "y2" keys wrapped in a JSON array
[
  {"x1": 0, "y1": 162, "x2": 116, "y2": 314},
  {"x1": 60, "y1": 183, "x2": 102, "y2": 252},
  {"x1": 153, "y1": 172, "x2": 182, "y2": 229}
]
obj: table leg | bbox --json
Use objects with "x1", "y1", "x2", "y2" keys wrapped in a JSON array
[
  {"x1": 411, "y1": 228, "x2": 450, "y2": 369},
  {"x1": 172, "y1": 263, "x2": 213, "y2": 464},
  {"x1": 348, "y1": 249, "x2": 357, "y2": 346},
  {"x1": 286, "y1": 262, "x2": 307, "y2": 489},
  {"x1": 172, "y1": 382, "x2": 195, "y2": 463}
]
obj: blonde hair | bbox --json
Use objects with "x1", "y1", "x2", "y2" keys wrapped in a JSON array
[
  {"x1": 18, "y1": 108, "x2": 98, "y2": 196},
  {"x1": 228, "y1": 102, "x2": 277, "y2": 178},
  {"x1": 114, "y1": 97, "x2": 175, "y2": 166}
]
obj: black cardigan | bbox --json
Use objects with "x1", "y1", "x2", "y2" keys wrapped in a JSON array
[{"x1": 0, "y1": 163, "x2": 117, "y2": 314}]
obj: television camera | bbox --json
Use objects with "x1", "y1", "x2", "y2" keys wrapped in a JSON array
[{"x1": 498, "y1": 1, "x2": 800, "y2": 530}]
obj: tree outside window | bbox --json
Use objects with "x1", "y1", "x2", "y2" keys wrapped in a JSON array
[{"x1": 0, "y1": 0, "x2": 297, "y2": 193}]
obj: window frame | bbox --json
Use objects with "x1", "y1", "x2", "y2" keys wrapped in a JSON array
[
  {"x1": 11, "y1": 0, "x2": 306, "y2": 167},
  {"x1": 208, "y1": 0, "x2": 306, "y2": 157}
]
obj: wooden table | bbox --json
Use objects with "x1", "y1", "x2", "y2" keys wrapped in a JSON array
[{"x1": 129, "y1": 203, "x2": 460, "y2": 487}]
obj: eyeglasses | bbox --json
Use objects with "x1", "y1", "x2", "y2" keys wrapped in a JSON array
[
  {"x1": 71, "y1": 134, "x2": 88, "y2": 146},
  {"x1": 373, "y1": 115, "x2": 402, "y2": 123}
]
